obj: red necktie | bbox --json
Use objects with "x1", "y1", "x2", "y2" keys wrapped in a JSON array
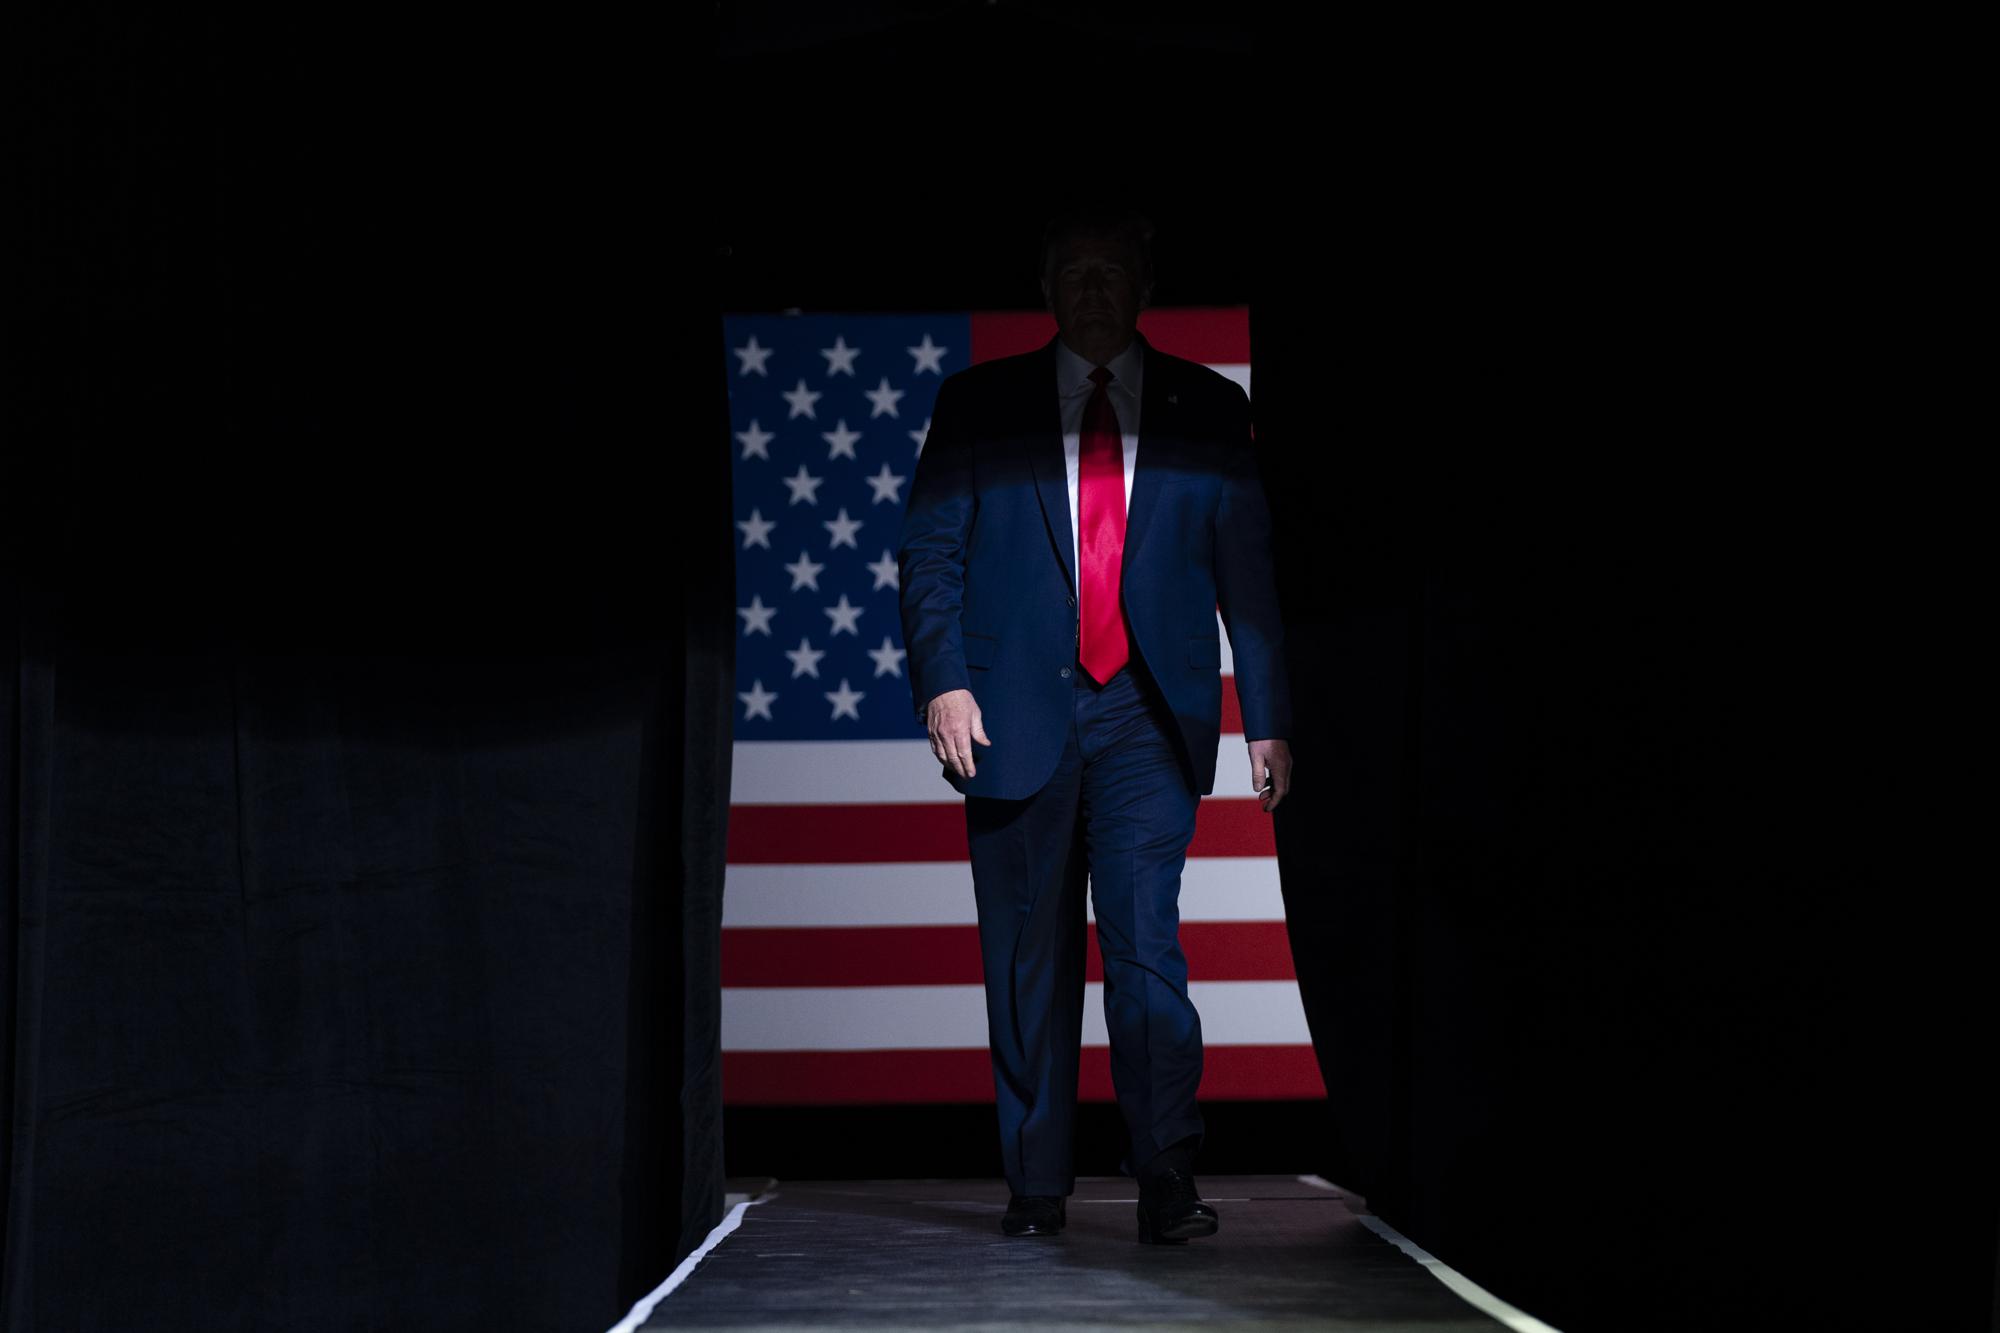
[{"x1": 1078, "y1": 365, "x2": 1129, "y2": 683}]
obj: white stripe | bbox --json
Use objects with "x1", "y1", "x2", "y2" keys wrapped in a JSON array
[
  {"x1": 1209, "y1": 362, "x2": 1252, "y2": 399},
  {"x1": 603, "y1": 1192, "x2": 776, "y2": 1333},
  {"x1": 733, "y1": 738, "x2": 975, "y2": 804},
  {"x1": 1296, "y1": 1176, "x2": 1564, "y2": 1333},
  {"x1": 720, "y1": 979, "x2": 1309, "y2": 1051},
  {"x1": 733, "y1": 727, "x2": 1266, "y2": 806},
  {"x1": 722, "y1": 857, "x2": 1284, "y2": 928}
]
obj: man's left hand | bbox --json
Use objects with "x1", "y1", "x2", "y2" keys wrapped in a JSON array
[{"x1": 1247, "y1": 738, "x2": 1292, "y2": 813}]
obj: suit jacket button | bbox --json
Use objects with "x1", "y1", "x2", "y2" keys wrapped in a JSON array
[{"x1": 1059, "y1": 667, "x2": 1071, "y2": 678}]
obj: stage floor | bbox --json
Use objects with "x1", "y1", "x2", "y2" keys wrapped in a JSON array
[{"x1": 630, "y1": 1174, "x2": 1547, "y2": 1331}]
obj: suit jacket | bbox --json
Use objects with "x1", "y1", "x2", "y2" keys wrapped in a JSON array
[{"x1": 898, "y1": 329, "x2": 1292, "y2": 800}]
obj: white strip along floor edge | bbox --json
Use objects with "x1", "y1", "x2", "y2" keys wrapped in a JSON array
[
  {"x1": 604, "y1": 1188, "x2": 779, "y2": 1333},
  {"x1": 1296, "y1": 1174, "x2": 1565, "y2": 1333}
]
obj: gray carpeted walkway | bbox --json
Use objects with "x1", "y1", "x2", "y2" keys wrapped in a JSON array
[{"x1": 641, "y1": 1175, "x2": 1539, "y2": 1331}]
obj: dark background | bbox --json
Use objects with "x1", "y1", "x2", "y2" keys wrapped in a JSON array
[{"x1": 8, "y1": 6, "x2": 1990, "y2": 1332}]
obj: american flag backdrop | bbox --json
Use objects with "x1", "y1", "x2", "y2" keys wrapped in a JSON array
[{"x1": 721, "y1": 308, "x2": 1323, "y2": 1105}]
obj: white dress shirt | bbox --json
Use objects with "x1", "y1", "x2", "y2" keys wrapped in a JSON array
[{"x1": 1054, "y1": 335, "x2": 1143, "y2": 611}]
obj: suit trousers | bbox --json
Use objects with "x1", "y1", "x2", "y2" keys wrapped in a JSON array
[{"x1": 964, "y1": 649, "x2": 1205, "y2": 1198}]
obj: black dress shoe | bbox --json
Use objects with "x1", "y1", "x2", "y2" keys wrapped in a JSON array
[
  {"x1": 1136, "y1": 1168, "x2": 1219, "y2": 1244},
  {"x1": 1001, "y1": 1194, "x2": 1066, "y2": 1236}
]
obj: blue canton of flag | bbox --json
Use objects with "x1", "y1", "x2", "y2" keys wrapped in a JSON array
[{"x1": 726, "y1": 314, "x2": 970, "y2": 739}]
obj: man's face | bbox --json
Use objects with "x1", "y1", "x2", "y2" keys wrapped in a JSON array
[{"x1": 1043, "y1": 230, "x2": 1148, "y2": 352}]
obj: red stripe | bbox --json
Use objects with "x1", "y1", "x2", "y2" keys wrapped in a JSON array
[
  {"x1": 721, "y1": 919, "x2": 1297, "y2": 988},
  {"x1": 969, "y1": 311, "x2": 1057, "y2": 363},
  {"x1": 728, "y1": 796, "x2": 1276, "y2": 863},
  {"x1": 1135, "y1": 308, "x2": 1251, "y2": 365},
  {"x1": 1220, "y1": 685, "x2": 1242, "y2": 736},
  {"x1": 970, "y1": 308, "x2": 1250, "y2": 366},
  {"x1": 723, "y1": 1043, "x2": 1324, "y2": 1104}
]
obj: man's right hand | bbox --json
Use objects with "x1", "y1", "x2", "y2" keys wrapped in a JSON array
[{"x1": 925, "y1": 688, "x2": 992, "y2": 779}]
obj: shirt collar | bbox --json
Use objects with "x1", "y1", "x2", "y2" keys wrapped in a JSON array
[{"x1": 1055, "y1": 331, "x2": 1145, "y2": 399}]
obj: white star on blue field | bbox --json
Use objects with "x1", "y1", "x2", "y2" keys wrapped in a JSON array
[{"x1": 726, "y1": 314, "x2": 971, "y2": 737}]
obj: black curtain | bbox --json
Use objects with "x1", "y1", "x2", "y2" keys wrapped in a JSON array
[
  {"x1": 1252, "y1": 30, "x2": 1994, "y2": 1331},
  {"x1": 7, "y1": 14, "x2": 727, "y2": 1331}
]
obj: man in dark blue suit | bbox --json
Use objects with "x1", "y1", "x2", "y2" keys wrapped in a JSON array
[{"x1": 897, "y1": 208, "x2": 1293, "y2": 1244}]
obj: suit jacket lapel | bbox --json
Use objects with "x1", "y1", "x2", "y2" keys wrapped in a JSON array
[
  {"x1": 1124, "y1": 330, "x2": 1171, "y2": 580},
  {"x1": 1027, "y1": 337, "x2": 1078, "y2": 595}
]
